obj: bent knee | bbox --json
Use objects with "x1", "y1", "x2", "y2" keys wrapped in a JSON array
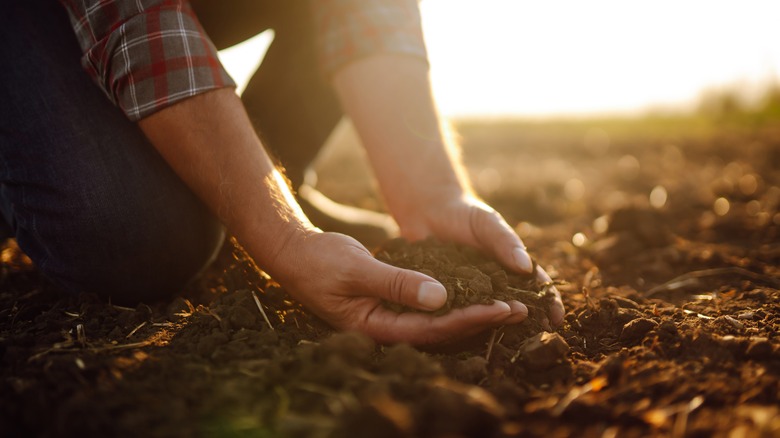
[{"x1": 18, "y1": 196, "x2": 225, "y2": 304}]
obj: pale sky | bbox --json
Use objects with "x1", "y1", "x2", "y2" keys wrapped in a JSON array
[{"x1": 218, "y1": 0, "x2": 780, "y2": 118}]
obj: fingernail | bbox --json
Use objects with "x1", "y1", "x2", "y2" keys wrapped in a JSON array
[
  {"x1": 417, "y1": 282, "x2": 447, "y2": 310},
  {"x1": 508, "y1": 300, "x2": 528, "y2": 317},
  {"x1": 512, "y1": 247, "x2": 533, "y2": 273},
  {"x1": 491, "y1": 301, "x2": 512, "y2": 321}
]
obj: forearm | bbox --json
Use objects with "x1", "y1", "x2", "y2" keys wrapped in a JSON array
[
  {"x1": 138, "y1": 88, "x2": 314, "y2": 270},
  {"x1": 332, "y1": 55, "x2": 473, "y2": 225}
]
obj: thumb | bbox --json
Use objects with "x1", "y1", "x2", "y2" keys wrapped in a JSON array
[
  {"x1": 359, "y1": 257, "x2": 448, "y2": 311},
  {"x1": 469, "y1": 207, "x2": 534, "y2": 275}
]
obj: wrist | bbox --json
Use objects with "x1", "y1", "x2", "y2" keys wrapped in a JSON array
[{"x1": 242, "y1": 219, "x2": 320, "y2": 282}]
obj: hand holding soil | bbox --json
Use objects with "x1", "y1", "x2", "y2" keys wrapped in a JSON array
[
  {"x1": 263, "y1": 189, "x2": 562, "y2": 345},
  {"x1": 387, "y1": 193, "x2": 565, "y2": 327},
  {"x1": 376, "y1": 237, "x2": 560, "y2": 332},
  {"x1": 264, "y1": 231, "x2": 528, "y2": 345}
]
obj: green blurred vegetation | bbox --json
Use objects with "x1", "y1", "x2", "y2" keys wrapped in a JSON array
[
  {"x1": 454, "y1": 82, "x2": 780, "y2": 147},
  {"x1": 696, "y1": 82, "x2": 780, "y2": 126}
]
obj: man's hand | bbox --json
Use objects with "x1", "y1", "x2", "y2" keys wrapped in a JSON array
[
  {"x1": 395, "y1": 194, "x2": 565, "y2": 327},
  {"x1": 333, "y1": 55, "x2": 565, "y2": 327},
  {"x1": 270, "y1": 231, "x2": 528, "y2": 345}
]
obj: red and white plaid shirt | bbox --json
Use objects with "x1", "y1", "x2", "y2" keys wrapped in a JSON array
[{"x1": 58, "y1": 0, "x2": 427, "y2": 121}]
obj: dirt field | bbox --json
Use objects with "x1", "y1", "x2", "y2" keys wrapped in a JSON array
[{"x1": 1, "y1": 113, "x2": 779, "y2": 437}]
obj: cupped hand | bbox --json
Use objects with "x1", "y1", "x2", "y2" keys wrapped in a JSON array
[
  {"x1": 395, "y1": 194, "x2": 565, "y2": 327},
  {"x1": 268, "y1": 231, "x2": 528, "y2": 345}
]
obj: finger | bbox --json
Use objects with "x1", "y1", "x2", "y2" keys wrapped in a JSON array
[
  {"x1": 361, "y1": 300, "x2": 513, "y2": 345},
  {"x1": 536, "y1": 264, "x2": 565, "y2": 327},
  {"x1": 505, "y1": 300, "x2": 529, "y2": 324},
  {"x1": 355, "y1": 255, "x2": 448, "y2": 311},
  {"x1": 469, "y1": 207, "x2": 534, "y2": 274}
]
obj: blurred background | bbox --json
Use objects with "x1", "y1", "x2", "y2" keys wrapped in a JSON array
[
  {"x1": 218, "y1": 0, "x2": 780, "y2": 119},
  {"x1": 216, "y1": 0, "x2": 780, "y2": 259}
]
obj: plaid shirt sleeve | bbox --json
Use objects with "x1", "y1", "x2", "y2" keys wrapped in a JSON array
[
  {"x1": 312, "y1": 0, "x2": 428, "y2": 77},
  {"x1": 59, "y1": 0, "x2": 235, "y2": 121}
]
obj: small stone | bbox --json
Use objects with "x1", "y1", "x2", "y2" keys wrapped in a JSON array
[
  {"x1": 715, "y1": 315, "x2": 745, "y2": 330},
  {"x1": 616, "y1": 308, "x2": 644, "y2": 325},
  {"x1": 611, "y1": 296, "x2": 640, "y2": 310},
  {"x1": 620, "y1": 318, "x2": 659, "y2": 341},
  {"x1": 519, "y1": 332, "x2": 570, "y2": 370},
  {"x1": 737, "y1": 312, "x2": 754, "y2": 320}
]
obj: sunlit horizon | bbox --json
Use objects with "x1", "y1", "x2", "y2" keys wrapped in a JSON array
[{"x1": 218, "y1": 0, "x2": 780, "y2": 119}]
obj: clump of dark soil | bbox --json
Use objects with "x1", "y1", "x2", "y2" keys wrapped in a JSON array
[{"x1": 376, "y1": 238, "x2": 554, "y2": 321}]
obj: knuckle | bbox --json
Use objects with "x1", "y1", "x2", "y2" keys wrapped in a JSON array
[
  {"x1": 469, "y1": 205, "x2": 515, "y2": 253},
  {"x1": 385, "y1": 269, "x2": 408, "y2": 304}
]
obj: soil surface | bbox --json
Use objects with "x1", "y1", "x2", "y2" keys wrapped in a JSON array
[{"x1": 2, "y1": 117, "x2": 780, "y2": 437}]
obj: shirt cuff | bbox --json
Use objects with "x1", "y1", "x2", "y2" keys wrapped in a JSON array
[
  {"x1": 312, "y1": 0, "x2": 429, "y2": 78},
  {"x1": 78, "y1": 2, "x2": 235, "y2": 121}
]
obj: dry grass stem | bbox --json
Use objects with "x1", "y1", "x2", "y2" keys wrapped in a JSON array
[
  {"x1": 27, "y1": 339, "x2": 153, "y2": 362},
  {"x1": 485, "y1": 328, "x2": 498, "y2": 362},
  {"x1": 682, "y1": 309, "x2": 714, "y2": 320},
  {"x1": 251, "y1": 290, "x2": 274, "y2": 331},
  {"x1": 644, "y1": 395, "x2": 705, "y2": 432},
  {"x1": 552, "y1": 376, "x2": 608, "y2": 416},
  {"x1": 203, "y1": 308, "x2": 222, "y2": 322},
  {"x1": 76, "y1": 324, "x2": 86, "y2": 347},
  {"x1": 93, "y1": 340, "x2": 153, "y2": 351},
  {"x1": 672, "y1": 396, "x2": 705, "y2": 438},
  {"x1": 126, "y1": 321, "x2": 147, "y2": 339},
  {"x1": 111, "y1": 304, "x2": 136, "y2": 312}
]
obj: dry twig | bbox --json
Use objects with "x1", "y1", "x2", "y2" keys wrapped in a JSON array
[
  {"x1": 552, "y1": 376, "x2": 608, "y2": 416},
  {"x1": 76, "y1": 324, "x2": 86, "y2": 347},
  {"x1": 485, "y1": 328, "x2": 498, "y2": 362},
  {"x1": 251, "y1": 290, "x2": 274, "y2": 331},
  {"x1": 126, "y1": 321, "x2": 147, "y2": 339},
  {"x1": 111, "y1": 304, "x2": 136, "y2": 312},
  {"x1": 27, "y1": 340, "x2": 153, "y2": 362},
  {"x1": 202, "y1": 307, "x2": 222, "y2": 323}
]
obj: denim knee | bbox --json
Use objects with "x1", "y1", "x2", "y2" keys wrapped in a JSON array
[{"x1": 33, "y1": 195, "x2": 226, "y2": 305}]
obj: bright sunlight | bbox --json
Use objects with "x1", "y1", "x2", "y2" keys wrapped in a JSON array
[{"x1": 218, "y1": 0, "x2": 780, "y2": 118}]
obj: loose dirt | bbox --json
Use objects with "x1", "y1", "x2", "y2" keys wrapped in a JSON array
[{"x1": 2, "y1": 118, "x2": 779, "y2": 437}]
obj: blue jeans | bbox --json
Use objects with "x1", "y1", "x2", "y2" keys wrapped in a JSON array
[{"x1": 0, "y1": 0, "x2": 225, "y2": 304}]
